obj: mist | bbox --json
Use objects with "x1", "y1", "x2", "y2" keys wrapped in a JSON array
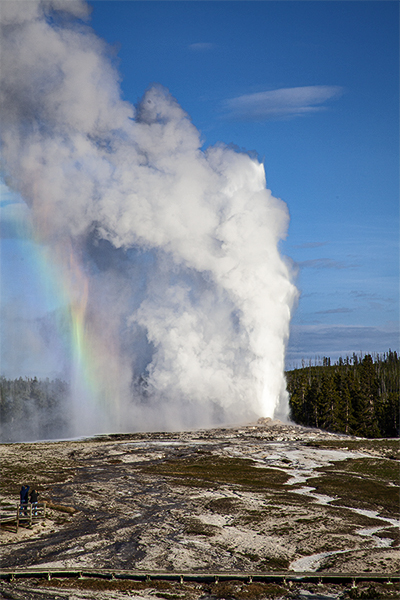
[{"x1": 0, "y1": 0, "x2": 298, "y2": 438}]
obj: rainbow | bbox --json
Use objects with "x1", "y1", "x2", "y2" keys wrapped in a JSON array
[
  {"x1": 45, "y1": 241, "x2": 123, "y2": 434},
  {"x1": 4, "y1": 193, "x2": 122, "y2": 435}
]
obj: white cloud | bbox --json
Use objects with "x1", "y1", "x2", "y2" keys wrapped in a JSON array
[
  {"x1": 0, "y1": 1, "x2": 298, "y2": 432},
  {"x1": 222, "y1": 86, "x2": 343, "y2": 121}
]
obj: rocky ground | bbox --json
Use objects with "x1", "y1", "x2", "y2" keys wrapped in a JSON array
[{"x1": 1, "y1": 419, "x2": 399, "y2": 599}]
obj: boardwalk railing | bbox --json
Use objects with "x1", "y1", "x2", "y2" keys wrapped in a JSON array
[
  {"x1": 0, "y1": 502, "x2": 47, "y2": 533},
  {"x1": 0, "y1": 568, "x2": 398, "y2": 587}
]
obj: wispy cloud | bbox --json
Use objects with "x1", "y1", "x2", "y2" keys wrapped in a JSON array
[
  {"x1": 222, "y1": 85, "x2": 343, "y2": 121},
  {"x1": 286, "y1": 323, "x2": 399, "y2": 366},
  {"x1": 350, "y1": 290, "x2": 395, "y2": 304},
  {"x1": 294, "y1": 241, "x2": 329, "y2": 250},
  {"x1": 189, "y1": 42, "x2": 216, "y2": 51},
  {"x1": 349, "y1": 290, "x2": 396, "y2": 311},
  {"x1": 298, "y1": 258, "x2": 353, "y2": 270},
  {"x1": 315, "y1": 307, "x2": 353, "y2": 315}
]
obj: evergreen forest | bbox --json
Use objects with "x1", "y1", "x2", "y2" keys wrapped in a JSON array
[
  {"x1": 0, "y1": 376, "x2": 70, "y2": 442},
  {"x1": 1, "y1": 350, "x2": 399, "y2": 442},
  {"x1": 286, "y1": 351, "x2": 399, "y2": 438}
]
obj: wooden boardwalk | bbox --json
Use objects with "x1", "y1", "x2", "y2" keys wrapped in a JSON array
[
  {"x1": 0, "y1": 502, "x2": 47, "y2": 533},
  {"x1": 0, "y1": 568, "x2": 398, "y2": 586}
]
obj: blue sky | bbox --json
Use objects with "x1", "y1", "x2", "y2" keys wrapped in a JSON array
[
  {"x1": 89, "y1": 0, "x2": 400, "y2": 364},
  {"x1": 1, "y1": 0, "x2": 399, "y2": 372}
]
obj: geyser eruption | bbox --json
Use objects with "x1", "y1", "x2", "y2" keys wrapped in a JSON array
[{"x1": 0, "y1": 0, "x2": 298, "y2": 436}]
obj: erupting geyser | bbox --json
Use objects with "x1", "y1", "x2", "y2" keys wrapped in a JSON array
[{"x1": 0, "y1": 0, "x2": 298, "y2": 436}]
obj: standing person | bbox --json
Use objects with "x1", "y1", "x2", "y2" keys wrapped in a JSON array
[
  {"x1": 29, "y1": 488, "x2": 39, "y2": 516},
  {"x1": 19, "y1": 484, "x2": 29, "y2": 515}
]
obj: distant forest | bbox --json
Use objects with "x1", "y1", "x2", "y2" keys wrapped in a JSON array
[
  {"x1": 1, "y1": 351, "x2": 399, "y2": 441},
  {"x1": 286, "y1": 351, "x2": 399, "y2": 438},
  {"x1": 0, "y1": 376, "x2": 70, "y2": 442}
]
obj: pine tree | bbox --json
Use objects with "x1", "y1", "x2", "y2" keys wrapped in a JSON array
[{"x1": 286, "y1": 351, "x2": 399, "y2": 438}]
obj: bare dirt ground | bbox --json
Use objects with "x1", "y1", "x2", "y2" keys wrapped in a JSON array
[{"x1": 1, "y1": 420, "x2": 399, "y2": 599}]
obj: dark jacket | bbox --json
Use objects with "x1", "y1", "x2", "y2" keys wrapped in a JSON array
[
  {"x1": 30, "y1": 489, "x2": 39, "y2": 503},
  {"x1": 20, "y1": 485, "x2": 30, "y2": 504}
]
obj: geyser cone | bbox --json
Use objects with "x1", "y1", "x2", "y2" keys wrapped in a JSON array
[{"x1": 0, "y1": 0, "x2": 298, "y2": 436}]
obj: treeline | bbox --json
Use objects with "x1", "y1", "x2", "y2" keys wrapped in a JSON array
[
  {"x1": 1, "y1": 353, "x2": 399, "y2": 441},
  {"x1": 286, "y1": 351, "x2": 399, "y2": 438},
  {"x1": 0, "y1": 376, "x2": 70, "y2": 442}
]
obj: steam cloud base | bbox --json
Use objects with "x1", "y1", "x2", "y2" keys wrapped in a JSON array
[{"x1": 0, "y1": 0, "x2": 298, "y2": 437}]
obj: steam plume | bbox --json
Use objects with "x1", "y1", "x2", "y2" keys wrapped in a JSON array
[{"x1": 0, "y1": 0, "x2": 298, "y2": 436}]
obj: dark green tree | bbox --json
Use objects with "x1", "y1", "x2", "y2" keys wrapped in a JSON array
[{"x1": 287, "y1": 351, "x2": 399, "y2": 438}]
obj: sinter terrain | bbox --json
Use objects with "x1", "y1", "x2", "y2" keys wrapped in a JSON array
[{"x1": 1, "y1": 420, "x2": 399, "y2": 599}]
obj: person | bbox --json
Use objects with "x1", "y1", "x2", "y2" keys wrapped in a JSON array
[
  {"x1": 29, "y1": 488, "x2": 39, "y2": 516},
  {"x1": 19, "y1": 484, "x2": 29, "y2": 515}
]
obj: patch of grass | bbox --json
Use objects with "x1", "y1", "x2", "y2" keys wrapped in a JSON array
[
  {"x1": 310, "y1": 473, "x2": 398, "y2": 516},
  {"x1": 209, "y1": 581, "x2": 287, "y2": 600},
  {"x1": 306, "y1": 439, "x2": 399, "y2": 460},
  {"x1": 322, "y1": 457, "x2": 399, "y2": 482},
  {"x1": 240, "y1": 583, "x2": 288, "y2": 599},
  {"x1": 38, "y1": 578, "x2": 290, "y2": 600},
  {"x1": 183, "y1": 517, "x2": 219, "y2": 537},
  {"x1": 239, "y1": 551, "x2": 260, "y2": 562},
  {"x1": 207, "y1": 497, "x2": 241, "y2": 514},
  {"x1": 235, "y1": 510, "x2": 270, "y2": 526},
  {"x1": 208, "y1": 581, "x2": 236, "y2": 599},
  {"x1": 140, "y1": 454, "x2": 290, "y2": 491},
  {"x1": 232, "y1": 495, "x2": 318, "y2": 528},
  {"x1": 345, "y1": 584, "x2": 383, "y2": 599},
  {"x1": 329, "y1": 510, "x2": 386, "y2": 534},
  {"x1": 268, "y1": 491, "x2": 315, "y2": 507},
  {"x1": 296, "y1": 517, "x2": 317, "y2": 524},
  {"x1": 258, "y1": 556, "x2": 290, "y2": 571},
  {"x1": 376, "y1": 528, "x2": 400, "y2": 546},
  {"x1": 309, "y1": 458, "x2": 399, "y2": 517},
  {"x1": 290, "y1": 510, "x2": 386, "y2": 536},
  {"x1": 38, "y1": 578, "x2": 152, "y2": 592},
  {"x1": 37, "y1": 578, "x2": 187, "y2": 594},
  {"x1": 1, "y1": 460, "x2": 75, "y2": 495},
  {"x1": 270, "y1": 523, "x2": 295, "y2": 535}
]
